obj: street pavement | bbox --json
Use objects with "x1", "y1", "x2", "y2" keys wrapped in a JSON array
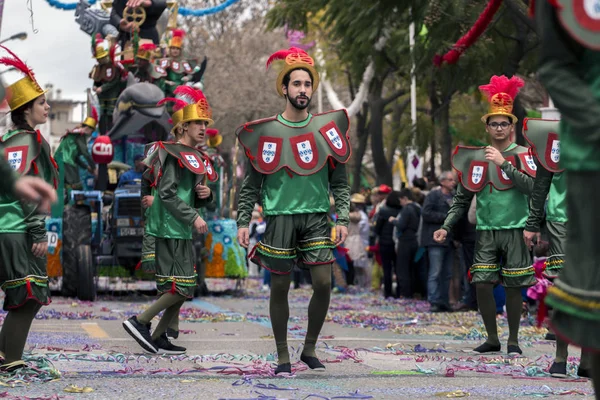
[{"x1": 0, "y1": 278, "x2": 595, "y2": 399}]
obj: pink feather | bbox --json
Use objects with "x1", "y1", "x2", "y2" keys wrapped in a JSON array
[
  {"x1": 479, "y1": 75, "x2": 525, "y2": 100},
  {"x1": 0, "y1": 45, "x2": 34, "y2": 79},
  {"x1": 266, "y1": 49, "x2": 293, "y2": 69}
]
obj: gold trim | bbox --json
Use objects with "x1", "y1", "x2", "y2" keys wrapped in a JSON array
[{"x1": 548, "y1": 285, "x2": 600, "y2": 311}]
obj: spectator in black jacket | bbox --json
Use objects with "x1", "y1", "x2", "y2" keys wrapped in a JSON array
[
  {"x1": 390, "y1": 189, "x2": 421, "y2": 298},
  {"x1": 375, "y1": 191, "x2": 402, "y2": 299},
  {"x1": 421, "y1": 171, "x2": 457, "y2": 312},
  {"x1": 111, "y1": 0, "x2": 167, "y2": 46}
]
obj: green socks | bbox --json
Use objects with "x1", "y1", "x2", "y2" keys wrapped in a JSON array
[
  {"x1": 505, "y1": 287, "x2": 523, "y2": 347},
  {"x1": 0, "y1": 301, "x2": 41, "y2": 363},
  {"x1": 151, "y1": 300, "x2": 185, "y2": 340},
  {"x1": 137, "y1": 292, "x2": 186, "y2": 326},
  {"x1": 476, "y1": 284, "x2": 500, "y2": 345},
  {"x1": 269, "y1": 272, "x2": 292, "y2": 364},
  {"x1": 303, "y1": 264, "x2": 332, "y2": 358}
]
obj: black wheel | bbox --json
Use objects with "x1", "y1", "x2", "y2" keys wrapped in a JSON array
[
  {"x1": 76, "y1": 244, "x2": 96, "y2": 301},
  {"x1": 62, "y1": 205, "x2": 92, "y2": 297}
]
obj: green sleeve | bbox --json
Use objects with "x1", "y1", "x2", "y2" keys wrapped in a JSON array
[
  {"x1": 75, "y1": 136, "x2": 95, "y2": 169},
  {"x1": 0, "y1": 158, "x2": 17, "y2": 195},
  {"x1": 158, "y1": 156, "x2": 199, "y2": 226},
  {"x1": 441, "y1": 183, "x2": 474, "y2": 232},
  {"x1": 500, "y1": 161, "x2": 534, "y2": 195},
  {"x1": 536, "y1": 0, "x2": 600, "y2": 139},
  {"x1": 329, "y1": 162, "x2": 350, "y2": 227},
  {"x1": 100, "y1": 77, "x2": 121, "y2": 94},
  {"x1": 525, "y1": 160, "x2": 553, "y2": 232},
  {"x1": 23, "y1": 203, "x2": 47, "y2": 243},
  {"x1": 236, "y1": 164, "x2": 263, "y2": 228}
]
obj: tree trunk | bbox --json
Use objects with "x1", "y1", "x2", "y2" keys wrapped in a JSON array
[
  {"x1": 350, "y1": 104, "x2": 369, "y2": 193},
  {"x1": 369, "y1": 81, "x2": 393, "y2": 186}
]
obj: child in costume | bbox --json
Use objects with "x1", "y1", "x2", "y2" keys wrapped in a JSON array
[
  {"x1": 433, "y1": 75, "x2": 537, "y2": 356},
  {"x1": 236, "y1": 47, "x2": 351, "y2": 374},
  {"x1": 0, "y1": 46, "x2": 59, "y2": 371},
  {"x1": 534, "y1": 0, "x2": 600, "y2": 390},
  {"x1": 54, "y1": 107, "x2": 98, "y2": 190},
  {"x1": 123, "y1": 86, "x2": 217, "y2": 354}
]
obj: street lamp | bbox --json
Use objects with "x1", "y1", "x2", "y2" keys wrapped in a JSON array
[{"x1": 0, "y1": 32, "x2": 28, "y2": 45}]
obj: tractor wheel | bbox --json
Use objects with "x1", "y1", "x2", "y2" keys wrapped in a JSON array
[
  {"x1": 76, "y1": 244, "x2": 96, "y2": 301},
  {"x1": 62, "y1": 205, "x2": 92, "y2": 297}
]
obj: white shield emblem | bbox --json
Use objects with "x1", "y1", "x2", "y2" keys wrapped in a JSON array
[
  {"x1": 525, "y1": 154, "x2": 538, "y2": 171},
  {"x1": 185, "y1": 154, "x2": 200, "y2": 169},
  {"x1": 8, "y1": 150, "x2": 23, "y2": 171},
  {"x1": 172, "y1": 61, "x2": 180, "y2": 71},
  {"x1": 550, "y1": 140, "x2": 560, "y2": 163},
  {"x1": 472, "y1": 166, "x2": 484, "y2": 184},
  {"x1": 296, "y1": 140, "x2": 314, "y2": 163},
  {"x1": 146, "y1": 144, "x2": 157, "y2": 156},
  {"x1": 262, "y1": 142, "x2": 277, "y2": 164},
  {"x1": 325, "y1": 127, "x2": 343, "y2": 150},
  {"x1": 584, "y1": 0, "x2": 600, "y2": 19},
  {"x1": 204, "y1": 160, "x2": 213, "y2": 175},
  {"x1": 160, "y1": 59, "x2": 168, "y2": 68},
  {"x1": 106, "y1": 68, "x2": 112, "y2": 78},
  {"x1": 183, "y1": 62, "x2": 192, "y2": 72}
]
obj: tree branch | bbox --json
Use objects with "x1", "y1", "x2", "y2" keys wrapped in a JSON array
[{"x1": 383, "y1": 89, "x2": 408, "y2": 106}]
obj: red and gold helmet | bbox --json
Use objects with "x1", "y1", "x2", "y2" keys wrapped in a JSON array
[
  {"x1": 266, "y1": 47, "x2": 319, "y2": 97},
  {"x1": 0, "y1": 45, "x2": 47, "y2": 111},
  {"x1": 479, "y1": 75, "x2": 525, "y2": 123},
  {"x1": 169, "y1": 29, "x2": 185, "y2": 49}
]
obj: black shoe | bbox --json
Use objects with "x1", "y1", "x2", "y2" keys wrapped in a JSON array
[
  {"x1": 0, "y1": 360, "x2": 26, "y2": 373},
  {"x1": 274, "y1": 363, "x2": 291, "y2": 375},
  {"x1": 545, "y1": 333, "x2": 556, "y2": 341},
  {"x1": 472, "y1": 342, "x2": 501, "y2": 354},
  {"x1": 123, "y1": 316, "x2": 158, "y2": 354},
  {"x1": 300, "y1": 353, "x2": 325, "y2": 371},
  {"x1": 577, "y1": 366, "x2": 591, "y2": 379},
  {"x1": 507, "y1": 344, "x2": 523, "y2": 356},
  {"x1": 166, "y1": 328, "x2": 179, "y2": 340},
  {"x1": 154, "y1": 333, "x2": 186, "y2": 355},
  {"x1": 549, "y1": 361, "x2": 568, "y2": 378}
]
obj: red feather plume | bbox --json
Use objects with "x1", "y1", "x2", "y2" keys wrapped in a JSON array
[
  {"x1": 172, "y1": 29, "x2": 185, "y2": 39},
  {"x1": 206, "y1": 128, "x2": 219, "y2": 137},
  {"x1": 434, "y1": 0, "x2": 503, "y2": 66},
  {"x1": 266, "y1": 47, "x2": 308, "y2": 69},
  {"x1": 157, "y1": 97, "x2": 188, "y2": 112},
  {"x1": 0, "y1": 45, "x2": 35, "y2": 80},
  {"x1": 91, "y1": 106, "x2": 98, "y2": 121},
  {"x1": 109, "y1": 43, "x2": 117, "y2": 63},
  {"x1": 479, "y1": 75, "x2": 525, "y2": 100},
  {"x1": 139, "y1": 43, "x2": 157, "y2": 52},
  {"x1": 174, "y1": 86, "x2": 206, "y2": 104}
]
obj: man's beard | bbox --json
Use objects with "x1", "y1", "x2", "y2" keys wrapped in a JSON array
[{"x1": 288, "y1": 95, "x2": 311, "y2": 110}]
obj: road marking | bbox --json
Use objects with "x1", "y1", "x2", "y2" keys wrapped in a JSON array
[{"x1": 81, "y1": 322, "x2": 109, "y2": 338}]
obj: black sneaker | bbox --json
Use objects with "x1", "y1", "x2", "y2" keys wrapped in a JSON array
[
  {"x1": 154, "y1": 333, "x2": 186, "y2": 355},
  {"x1": 473, "y1": 342, "x2": 501, "y2": 354},
  {"x1": 507, "y1": 344, "x2": 523, "y2": 356},
  {"x1": 545, "y1": 333, "x2": 556, "y2": 341},
  {"x1": 300, "y1": 353, "x2": 325, "y2": 371},
  {"x1": 577, "y1": 366, "x2": 591, "y2": 379},
  {"x1": 274, "y1": 363, "x2": 291, "y2": 375},
  {"x1": 166, "y1": 328, "x2": 179, "y2": 340},
  {"x1": 123, "y1": 316, "x2": 158, "y2": 354},
  {"x1": 549, "y1": 361, "x2": 568, "y2": 378}
]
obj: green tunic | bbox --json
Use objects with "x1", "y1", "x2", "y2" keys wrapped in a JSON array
[
  {"x1": 0, "y1": 129, "x2": 58, "y2": 310},
  {"x1": 0, "y1": 158, "x2": 17, "y2": 195},
  {"x1": 143, "y1": 142, "x2": 215, "y2": 297},
  {"x1": 236, "y1": 112, "x2": 351, "y2": 228},
  {"x1": 159, "y1": 58, "x2": 194, "y2": 97},
  {"x1": 536, "y1": 0, "x2": 600, "y2": 350},
  {"x1": 90, "y1": 64, "x2": 123, "y2": 117},
  {"x1": 55, "y1": 131, "x2": 95, "y2": 189}
]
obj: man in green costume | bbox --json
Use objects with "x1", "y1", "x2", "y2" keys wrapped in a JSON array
[
  {"x1": 236, "y1": 47, "x2": 351, "y2": 375},
  {"x1": 0, "y1": 46, "x2": 59, "y2": 371},
  {"x1": 54, "y1": 109, "x2": 98, "y2": 190},
  {"x1": 126, "y1": 43, "x2": 166, "y2": 92},
  {"x1": 123, "y1": 86, "x2": 217, "y2": 355},
  {"x1": 433, "y1": 75, "x2": 536, "y2": 356},
  {"x1": 159, "y1": 29, "x2": 194, "y2": 99},
  {"x1": 534, "y1": 0, "x2": 600, "y2": 392},
  {"x1": 509, "y1": 118, "x2": 591, "y2": 379}
]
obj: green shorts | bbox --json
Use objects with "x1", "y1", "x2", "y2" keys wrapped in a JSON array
[
  {"x1": 471, "y1": 229, "x2": 535, "y2": 288},
  {"x1": 0, "y1": 233, "x2": 50, "y2": 311},
  {"x1": 140, "y1": 233, "x2": 156, "y2": 274},
  {"x1": 155, "y1": 238, "x2": 197, "y2": 298},
  {"x1": 250, "y1": 213, "x2": 335, "y2": 274},
  {"x1": 545, "y1": 171, "x2": 600, "y2": 350},
  {"x1": 544, "y1": 221, "x2": 566, "y2": 279}
]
